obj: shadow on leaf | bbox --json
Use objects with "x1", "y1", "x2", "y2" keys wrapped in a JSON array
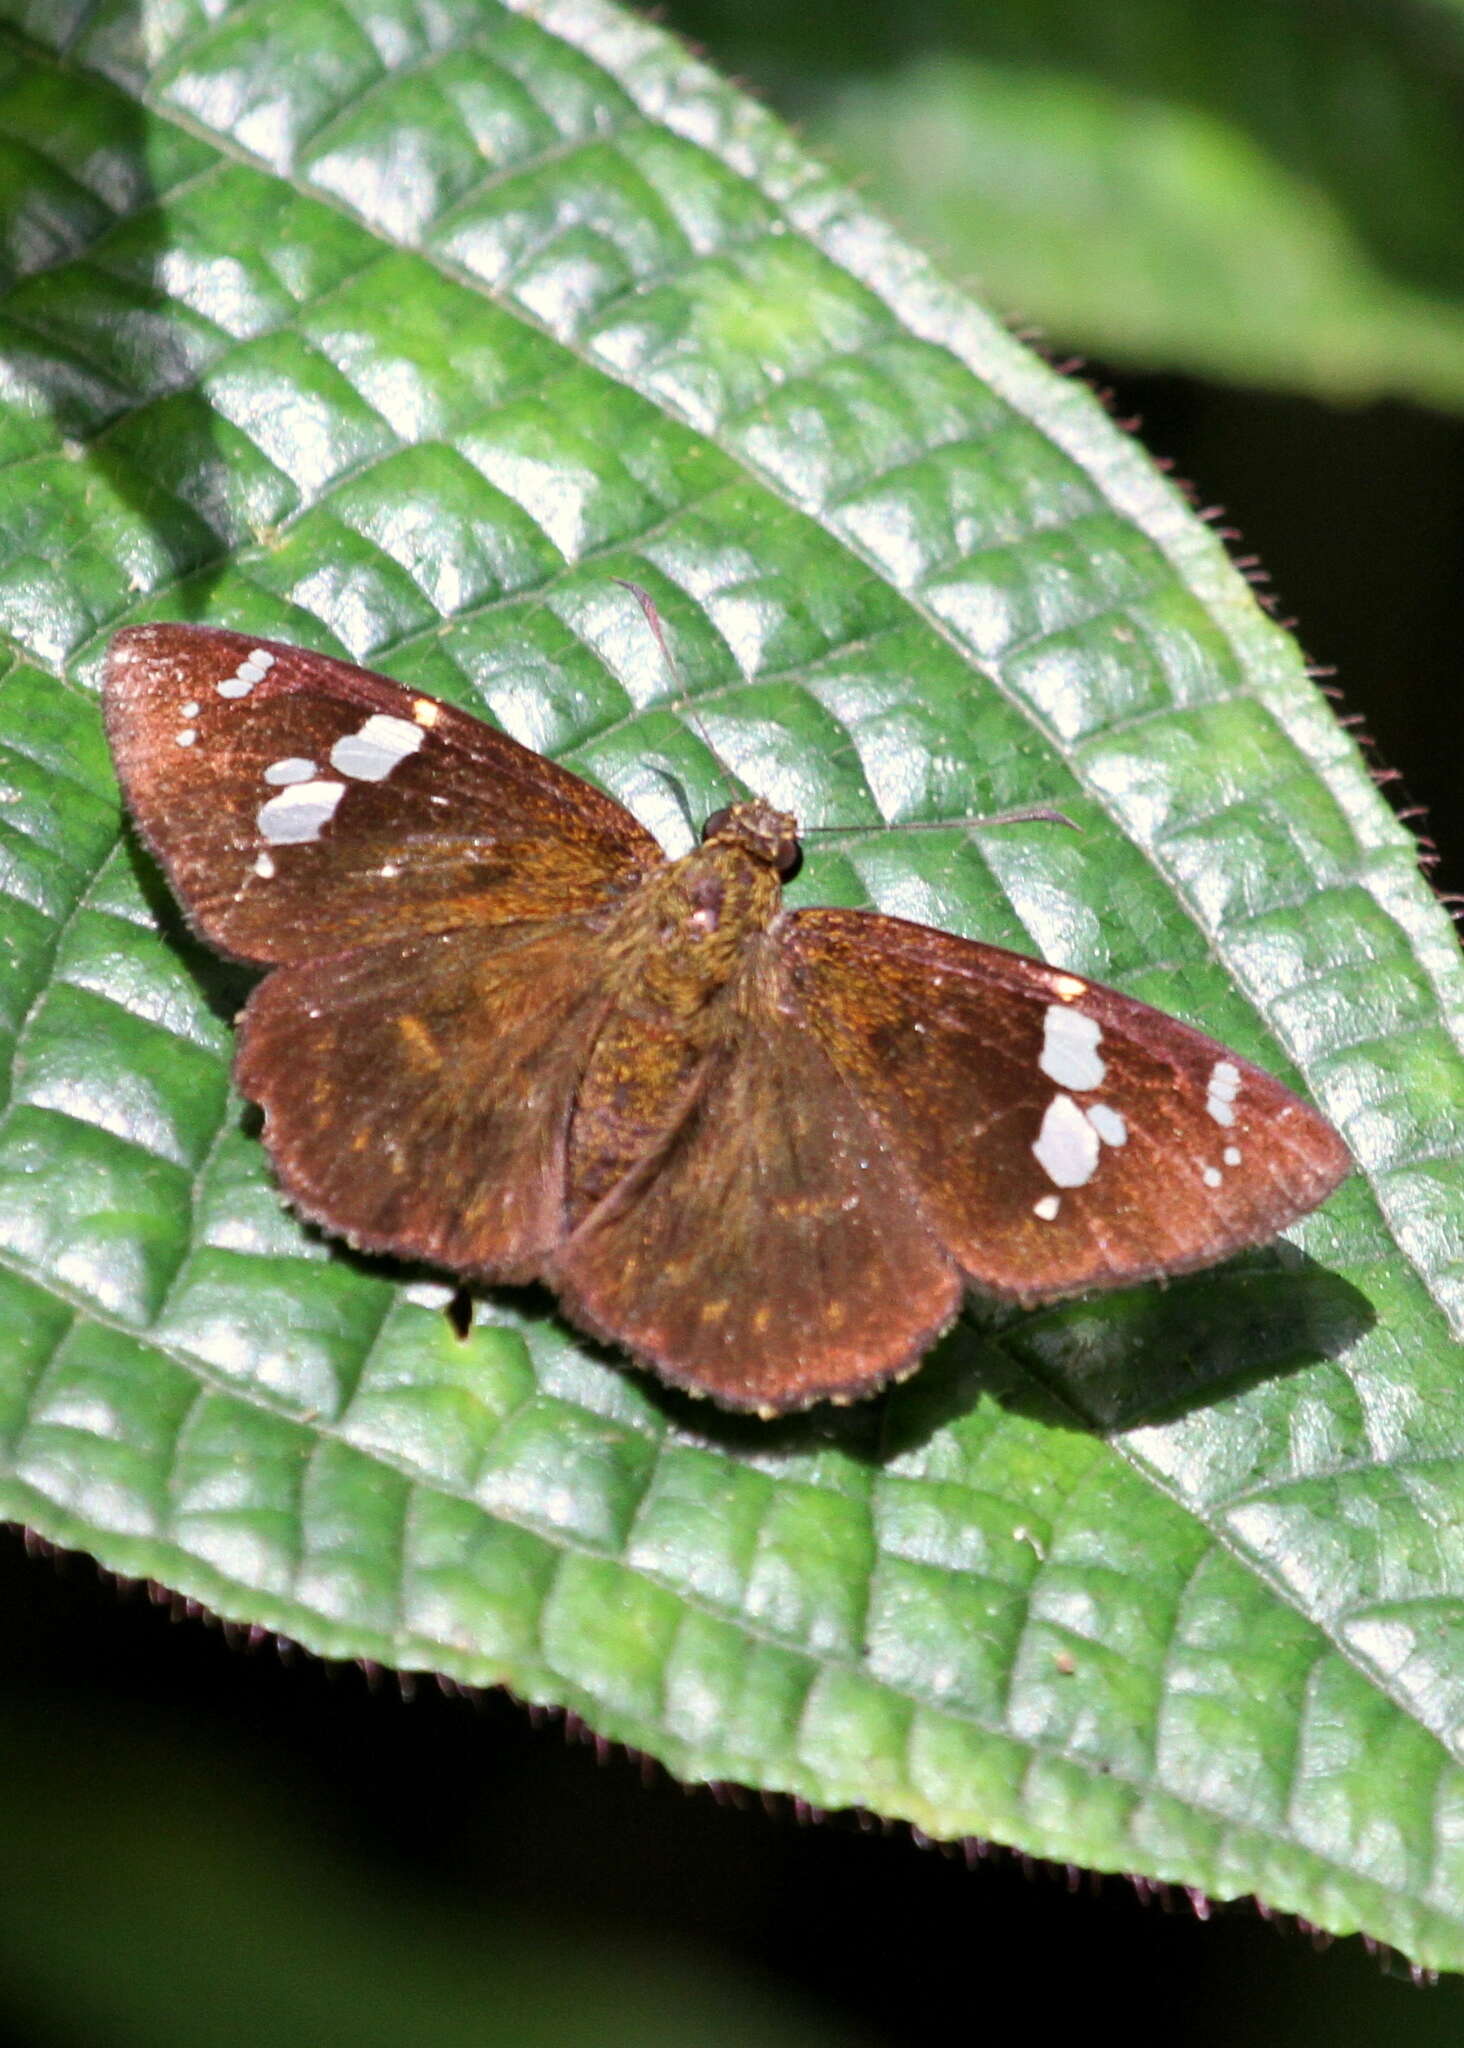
[
  {"x1": 978, "y1": 1249, "x2": 1374, "y2": 1436},
  {"x1": 120, "y1": 826, "x2": 257, "y2": 1026},
  {"x1": 635, "y1": 1247, "x2": 1373, "y2": 1463}
]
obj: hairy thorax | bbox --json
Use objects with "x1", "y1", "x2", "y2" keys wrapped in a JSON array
[{"x1": 566, "y1": 801, "x2": 796, "y2": 1219}]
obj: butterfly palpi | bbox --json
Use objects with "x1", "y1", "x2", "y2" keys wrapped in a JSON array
[{"x1": 104, "y1": 623, "x2": 1351, "y2": 1414}]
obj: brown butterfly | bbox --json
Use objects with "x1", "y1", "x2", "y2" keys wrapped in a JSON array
[{"x1": 104, "y1": 622, "x2": 1351, "y2": 1413}]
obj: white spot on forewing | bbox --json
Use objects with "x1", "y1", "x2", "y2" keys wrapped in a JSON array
[
  {"x1": 1206, "y1": 1059, "x2": 1242, "y2": 1126},
  {"x1": 1039, "y1": 1005, "x2": 1105, "y2": 1092},
  {"x1": 257, "y1": 780, "x2": 346, "y2": 844},
  {"x1": 1085, "y1": 1102, "x2": 1127, "y2": 1147},
  {"x1": 180, "y1": 700, "x2": 200, "y2": 718},
  {"x1": 263, "y1": 756, "x2": 317, "y2": 785},
  {"x1": 1033, "y1": 1094, "x2": 1101, "y2": 1188},
  {"x1": 254, "y1": 852, "x2": 275, "y2": 878},
  {"x1": 217, "y1": 647, "x2": 276, "y2": 699},
  {"x1": 329, "y1": 713, "x2": 424, "y2": 782},
  {"x1": 175, "y1": 728, "x2": 197, "y2": 746},
  {"x1": 1203, "y1": 1166, "x2": 1223, "y2": 1188},
  {"x1": 1052, "y1": 974, "x2": 1087, "y2": 1002},
  {"x1": 1033, "y1": 1194, "x2": 1061, "y2": 1222},
  {"x1": 1224, "y1": 1146, "x2": 1242, "y2": 1166},
  {"x1": 412, "y1": 698, "x2": 439, "y2": 727}
]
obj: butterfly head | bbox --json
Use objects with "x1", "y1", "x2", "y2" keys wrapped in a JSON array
[{"x1": 701, "y1": 799, "x2": 800, "y2": 877}]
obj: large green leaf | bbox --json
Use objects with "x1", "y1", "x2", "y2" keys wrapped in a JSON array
[{"x1": 1, "y1": 0, "x2": 1462, "y2": 1972}]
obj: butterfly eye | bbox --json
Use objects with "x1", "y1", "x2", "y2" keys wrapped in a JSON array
[
  {"x1": 701, "y1": 806, "x2": 734, "y2": 842},
  {"x1": 774, "y1": 836, "x2": 802, "y2": 880}
]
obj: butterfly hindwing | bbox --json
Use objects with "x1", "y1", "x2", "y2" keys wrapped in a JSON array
[
  {"x1": 781, "y1": 908, "x2": 1351, "y2": 1302},
  {"x1": 105, "y1": 624, "x2": 662, "y2": 964},
  {"x1": 553, "y1": 940, "x2": 963, "y2": 1411},
  {"x1": 235, "y1": 916, "x2": 618, "y2": 1280}
]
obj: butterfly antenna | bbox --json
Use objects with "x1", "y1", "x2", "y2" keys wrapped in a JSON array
[
  {"x1": 802, "y1": 804, "x2": 1079, "y2": 840},
  {"x1": 781, "y1": 706, "x2": 1078, "y2": 840},
  {"x1": 615, "y1": 578, "x2": 748, "y2": 806},
  {"x1": 617, "y1": 580, "x2": 1076, "y2": 841}
]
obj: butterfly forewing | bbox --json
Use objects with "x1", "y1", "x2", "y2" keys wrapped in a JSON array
[
  {"x1": 105, "y1": 625, "x2": 662, "y2": 964},
  {"x1": 781, "y1": 908, "x2": 1352, "y2": 1301}
]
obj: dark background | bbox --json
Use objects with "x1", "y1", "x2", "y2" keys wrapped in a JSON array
[{"x1": 3, "y1": 367, "x2": 1461, "y2": 2045}]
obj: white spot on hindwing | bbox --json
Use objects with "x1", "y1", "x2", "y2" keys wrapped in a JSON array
[
  {"x1": 175, "y1": 728, "x2": 197, "y2": 746},
  {"x1": 263, "y1": 757, "x2": 317, "y2": 785},
  {"x1": 1039, "y1": 1005, "x2": 1105, "y2": 1092},
  {"x1": 254, "y1": 851, "x2": 275, "y2": 878},
  {"x1": 179, "y1": 700, "x2": 200, "y2": 718},
  {"x1": 257, "y1": 780, "x2": 346, "y2": 844},
  {"x1": 1032, "y1": 1094, "x2": 1101, "y2": 1188},
  {"x1": 1207, "y1": 1059, "x2": 1242, "y2": 1126},
  {"x1": 329, "y1": 713, "x2": 424, "y2": 781},
  {"x1": 1224, "y1": 1145, "x2": 1242, "y2": 1166},
  {"x1": 1033, "y1": 1194, "x2": 1061, "y2": 1222},
  {"x1": 217, "y1": 646, "x2": 275, "y2": 699},
  {"x1": 1203, "y1": 1166, "x2": 1223, "y2": 1188}
]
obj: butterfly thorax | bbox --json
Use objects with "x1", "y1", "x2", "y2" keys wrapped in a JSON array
[
  {"x1": 595, "y1": 801, "x2": 796, "y2": 1018},
  {"x1": 565, "y1": 806, "x2": 796, "y2": 1220}
]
